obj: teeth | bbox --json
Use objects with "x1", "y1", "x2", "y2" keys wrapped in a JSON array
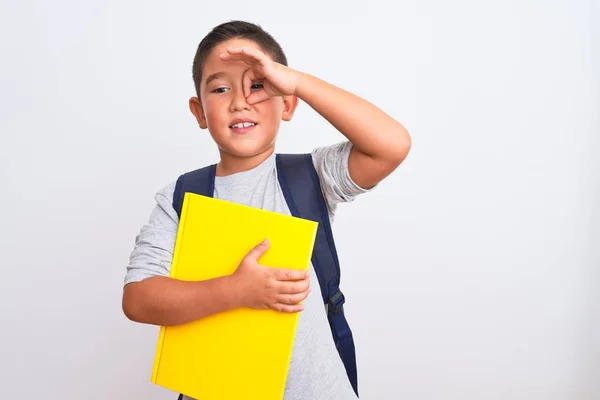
[{"x1": 231, "y1": 122, "x2": 255, "y2": 129}]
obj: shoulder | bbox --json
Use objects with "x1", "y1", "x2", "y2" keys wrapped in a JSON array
[
  {"x1": 156, "y1": 180, "x2": 177, "y2": 205},
  {"x1": 148, "y1": 180, "x2": 179, "y2": 225},
  {"x1": 310, "y1": 140, "x2": 353, "y2": 166},
  {"x1": 155, "y1": 162, "x2": 217, "y2": 221},
  {"x1": 309, "y1": 141, "x2": 376, "y2": 213}
]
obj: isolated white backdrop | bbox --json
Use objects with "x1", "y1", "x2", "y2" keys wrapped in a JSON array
[{"x1": 1, "y1": 1, "x2": 599, "y2": 399}]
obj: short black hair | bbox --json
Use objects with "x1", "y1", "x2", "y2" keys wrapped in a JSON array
[{"x1": 192, "y1": 20, "x2": 288, "y2": 96}]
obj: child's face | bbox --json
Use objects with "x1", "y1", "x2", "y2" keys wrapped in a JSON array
[{"x1": 189, "y1": 38, "x2": 296, "y2": 160}]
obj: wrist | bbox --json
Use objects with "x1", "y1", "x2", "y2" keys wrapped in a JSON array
[
  {"x1": 292, "y1": 70, "x2": 311, "y2": 98},
  {"x1": 224, "y1": 274, "x2": 244, "y2": 310}
]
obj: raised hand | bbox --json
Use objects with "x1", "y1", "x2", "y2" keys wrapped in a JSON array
[{"x1": 220, "y1": 47, "x2": 300, "y2": 105}]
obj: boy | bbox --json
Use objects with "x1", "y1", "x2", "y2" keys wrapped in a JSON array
[{"x1": 122, "y1": 20, "x2": 411, "y2": 400}]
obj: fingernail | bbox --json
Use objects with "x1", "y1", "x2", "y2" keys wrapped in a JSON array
[{"x1": 262, "y1": 239, "x2": 269, "y2": 245}]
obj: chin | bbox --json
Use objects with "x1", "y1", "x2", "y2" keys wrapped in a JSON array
[{"x1": 220, "y1": 142, "x2": 276, "y2": 159}]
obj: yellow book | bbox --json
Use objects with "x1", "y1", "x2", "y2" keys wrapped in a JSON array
[{"x1": 151, "y1": 192, "x2": 318, "y2": 400}]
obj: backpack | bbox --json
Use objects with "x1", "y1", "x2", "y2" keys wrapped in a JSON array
[{"x1": 172, "y1": 153, "x2": 359, "y2": 397}]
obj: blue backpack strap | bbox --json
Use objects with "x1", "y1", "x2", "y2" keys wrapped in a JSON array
[
  {"x1": 275, "y1": 153, "x2": 358, "y2": 396},
  {"x1": 172, "y1": 164, "x2": 217, "y2": 218}
]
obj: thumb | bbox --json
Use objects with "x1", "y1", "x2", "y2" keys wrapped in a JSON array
[{"x1": 245, "y1": 239, "x2": 270, "y2": 262}]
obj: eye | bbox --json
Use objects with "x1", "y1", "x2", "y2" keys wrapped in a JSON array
[
  {"x1": 250, "y1": 82, "x2": 263, "y2": 91},
  {"x1": 211, "y1": 87, "x2": 229, "y2": 94}
]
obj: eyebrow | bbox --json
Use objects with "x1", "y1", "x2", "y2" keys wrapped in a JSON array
[{"x1": 204, "y1": 71, "x2": 226, "y2": 86}]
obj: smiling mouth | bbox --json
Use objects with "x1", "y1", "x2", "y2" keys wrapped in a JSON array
[{"x1": 230, "y1": 122, "x2": 257, "y2": 129}]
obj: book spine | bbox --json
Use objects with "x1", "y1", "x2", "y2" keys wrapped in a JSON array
[
  {"x1": 150, "y1": 193, "x2": 191, "y2": 383},
  {"x1": 169, "y1": 192, "x2": 191, "y2": 279}
]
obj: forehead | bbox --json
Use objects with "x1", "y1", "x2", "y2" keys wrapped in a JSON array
[{"x1": 202, "y1": 38, "x2": 269, "y2": 78}]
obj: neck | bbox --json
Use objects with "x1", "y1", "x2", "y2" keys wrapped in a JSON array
[{"x1": 216, "y1": 147, "x2": 275, "y2": 177}]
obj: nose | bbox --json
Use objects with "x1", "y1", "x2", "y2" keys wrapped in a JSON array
[{"x1": 229, "y1": 88, "x2": 251, "y2": 112}]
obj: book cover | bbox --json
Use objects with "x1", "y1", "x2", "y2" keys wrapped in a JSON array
[{"x1": 151, "y1": 193, "x2": 318, "y2": 399}]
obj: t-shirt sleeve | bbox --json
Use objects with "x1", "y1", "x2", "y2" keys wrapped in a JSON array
[
  {"x1": 124, "y1": 181, "x2": 179, "y2": 286},
  {"x1": 310, "y1": 140, "x2": 376, "y2": 215}
]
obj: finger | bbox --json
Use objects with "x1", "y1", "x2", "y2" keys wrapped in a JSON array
[
  {"x1": 220, "y1": 47, "x2": 264, "y2": 65},
  {"x1": 277, "y1": 279, "x2": 310, "y2": 294},
  {"x1": 242, "y1": 68, "x2": 255, "y2": 99},
  {"x1": 271, "y1": 303, "x2": 305, "y2": 313},
  {"x1": 276, "y1": 268, "x2": 309, "y2": 281},
  {"x1": 228, "y1": 46, "x2": 266, "y2": 62},
  {"x1": 219, "y1": 53, "x2": 253, "y2": 66},
  {"x1": 244, "y1": 239, "x2": 270, "y2": 262},
  {"x1": 277, "y1": 290, "x2": 310, "y2": 305},
  {"x1": 247, "y1": 90, "x2": 270, "y2": 105}
]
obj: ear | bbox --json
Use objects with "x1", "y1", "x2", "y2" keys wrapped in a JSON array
[
  {"x1": 189, "y1": 96, "x2": 208, "y2": 129},
  {"x1": 281, "y1": 95, "x2": 299, "y2": 122}
]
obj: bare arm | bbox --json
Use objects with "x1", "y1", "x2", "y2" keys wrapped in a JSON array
[
  {"x1": 295, "y1": 72, "x2": 412, "y2": 189},
  {"x1": 122, "y1": 275, "x2": 237, "y2": 326},
  {"x1": 122, "y1": 239, "x2": 310, "y2": 326}
]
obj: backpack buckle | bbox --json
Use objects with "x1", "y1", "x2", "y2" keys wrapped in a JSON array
[{"x1": 328, "y1": 290, "x2": 345, "y2": 313}]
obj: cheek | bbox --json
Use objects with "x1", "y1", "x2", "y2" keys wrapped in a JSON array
[
  {"x1": 203, "y1": 98, "x2": 225, "y2": 125},
  {"x1": 256, "y1": 99, "x2": 284, "y2": 120}
]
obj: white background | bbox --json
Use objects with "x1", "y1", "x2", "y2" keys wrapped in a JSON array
[{"x1": 1, "y1": 0, "x2": 599, "y2": 399}]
